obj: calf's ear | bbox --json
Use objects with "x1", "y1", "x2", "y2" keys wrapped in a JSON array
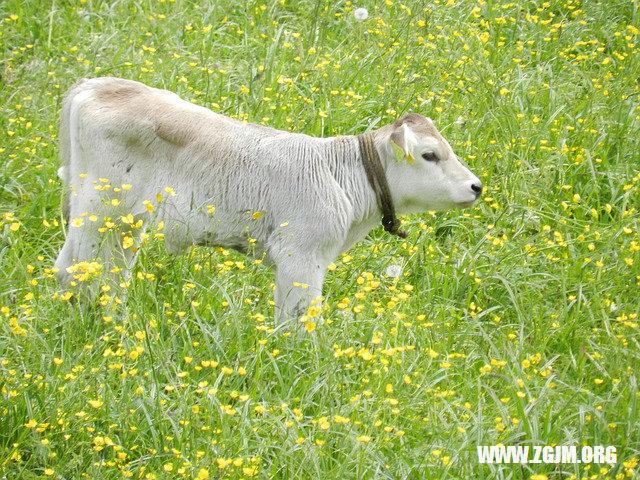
[{"x1": 389, "y1": 123, "x2": 415, "y2": 165}]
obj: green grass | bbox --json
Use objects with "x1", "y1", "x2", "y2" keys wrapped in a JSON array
[{"x1": 1, "y1": 0, "x2": 640, "y2": 478}]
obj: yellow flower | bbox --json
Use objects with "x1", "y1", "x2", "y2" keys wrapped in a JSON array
[
  {"x1": 197, "y1": 468, "x2": 210, "y2": 479},
  {"x1": 356, "y1": 435, "x2": 371, "y2": 443},
  {"x1": 304, "y1": 321, "x2": 316, "y2": 332},
  {"x1": 242, "y1": 466, "x2": 258, "y2": 477},
  {"x1": 88, "y1": 400, "x2": 103, "y2": 409},
  {"x1": 53, "y1": 357, "x2": 63, "y2": 366}
]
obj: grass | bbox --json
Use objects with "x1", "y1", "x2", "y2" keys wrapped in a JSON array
[{"x1": 1, "y1": 0, "x2": 639, "y2": 478}]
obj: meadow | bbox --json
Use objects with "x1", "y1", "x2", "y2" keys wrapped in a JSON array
[{"x1": 1, "y1": 0, "x2": 640, "y2": 478}]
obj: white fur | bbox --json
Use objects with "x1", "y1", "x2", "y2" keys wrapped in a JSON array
[{"x1": 54, "y1": 77, "x2": 481, "y2": 323}]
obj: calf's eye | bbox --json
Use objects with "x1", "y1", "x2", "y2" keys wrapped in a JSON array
[{"x1": 422, "y1": 152, "x2": 438, "y2": 162}]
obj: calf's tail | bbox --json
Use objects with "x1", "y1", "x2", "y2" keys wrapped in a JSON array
[{"x1": 58, "y1": 78, "x2": 89, "y2": 222}]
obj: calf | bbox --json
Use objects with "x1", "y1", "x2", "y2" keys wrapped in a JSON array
[{"x1": 55, "y1": 77, "x2": 482, "y2": 323}]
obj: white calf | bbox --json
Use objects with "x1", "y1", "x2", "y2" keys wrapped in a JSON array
[{"x1": 55, "y1": 77, "x2": 482, "y2": 323}]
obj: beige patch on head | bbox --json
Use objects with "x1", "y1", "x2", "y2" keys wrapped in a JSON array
[
  {"x1": 393, "y1": 113, "x2": 437, "y2": 135},
  {"x1": 394, "y1": 113, "x2": 451, "y2": 159}
]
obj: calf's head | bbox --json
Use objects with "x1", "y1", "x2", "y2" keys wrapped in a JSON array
[{"x1": 381, "y1": 113, "x2": 482, "y2": 212}]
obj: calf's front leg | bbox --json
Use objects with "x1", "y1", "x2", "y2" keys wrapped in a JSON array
[{"x1": 273, "y1": 253, "x2": 327, "y2": 327}]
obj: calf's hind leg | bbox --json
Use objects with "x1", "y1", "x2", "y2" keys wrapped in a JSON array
[{"x1": 54, "y1": 208, "x2": 140, "y2": 298}]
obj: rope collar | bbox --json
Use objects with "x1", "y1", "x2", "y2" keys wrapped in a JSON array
[{"x1": 357, "y1": 132, "x2": 407, "y2": 238}]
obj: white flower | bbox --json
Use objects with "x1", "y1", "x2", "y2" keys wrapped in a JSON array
[
  {"x1": 385, "y1": 264, "x2": 403, "y2": 278},
  {"x1": 354, "y1": 7, "x2": 369, "y2": 20}
]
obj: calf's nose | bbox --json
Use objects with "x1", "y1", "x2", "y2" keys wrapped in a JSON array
[{"x1": 471, "y1": 182, "x2": 483, "y2": 196}]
